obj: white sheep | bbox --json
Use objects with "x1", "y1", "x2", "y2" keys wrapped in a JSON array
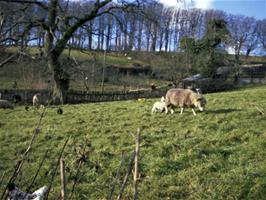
[
  {"x1": 151, "y1": 96, "x2": 168, "y2": 114},
  {"x1": 165, "y1": 88, "x2": 207, "y2": 116},
  {"x1": 32, "y1": 93, "x2": 49, "y2": 108}
]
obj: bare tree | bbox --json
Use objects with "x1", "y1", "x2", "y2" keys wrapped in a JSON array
[
  {"x1": 227, "y1": 14, "x2": 258, "y2": 63},
  {"x1": 243, "y1": 18, "x2": 259, "y2": 57},
  {"x1": 136, "y1": 18, "x2": 143, "y2": 51},
  {"x1": 257, "y1": 19, "x2": 266, "y2": 52},
  {"x1": 105, "y1": 15, "x2": 113, "y2": 51},
  {"x1": 1, "y1": 0, "x2": 145, "y2": 103}
]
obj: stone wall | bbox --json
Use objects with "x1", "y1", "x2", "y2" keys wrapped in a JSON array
[
  {"x1": 0, "y1": 88, "x2": 168, "y2": 105},
  {"x1": 0, "y1": 89, "x2": 50, "y2": 104}
]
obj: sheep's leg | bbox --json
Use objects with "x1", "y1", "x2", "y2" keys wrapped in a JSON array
[
  {"x1": 170, "y1": 109, "x2": 174, "y2": 114},
  {"x1": 180, "y1": 107, "x2": 184, "y2": 114},
  {"x1": 151, "y1": 107, "x2": 155, "y2": 113},
  {"x1": 192, "y1": 108, "x2": 197, "y2": 116},
  {"x1": 165, "y1": 106, "x2": 168, "y2": 114}
]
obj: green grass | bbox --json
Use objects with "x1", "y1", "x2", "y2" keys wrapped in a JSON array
[{"x1": 0, "y1": 86, "x2": 266, "y2": 199}]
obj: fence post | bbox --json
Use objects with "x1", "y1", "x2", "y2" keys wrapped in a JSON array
[
  {"x1": 133, "y1": 128, "x2": 140, "y2": 200},
  {"x1": 60, "y1": 158, "x2": 66, "y2": 200}
]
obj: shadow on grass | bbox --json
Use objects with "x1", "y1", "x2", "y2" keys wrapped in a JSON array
[{"x1": 205, "y1": 108, "x2": 241, "y2": 114}]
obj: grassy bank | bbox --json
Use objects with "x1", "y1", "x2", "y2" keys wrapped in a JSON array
[{"x1": 0, "y1": 86, "x2": 266, "y2": 199}]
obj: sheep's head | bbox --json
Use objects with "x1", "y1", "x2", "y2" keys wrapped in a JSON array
[{"x1": 193, "y1": 94, "x2": 207, "y2": 111}]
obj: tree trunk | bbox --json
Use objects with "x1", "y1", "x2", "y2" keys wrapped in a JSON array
[
  {"x1": 146, "y1": 34, "x2": 150, "y2": 52},
  {"x1": 164, "y1": 29, "x2": 169, "y2": 52},
  {"x1": 151, "y1": 33, "x2": 157, "y2": 52},
  {"x1": 115, "y1": 28, "x2": 120, "y2": 51},
  {"x1": 88, "y1": 32, "x2": 92, "y2": 50},
  {"x1": 245, "y1": 48, "x2": 251, "y2": 58},
  {"x1": 137, "y1": 21, "x2": 143, "y2": 51},
  {"x1": 151, "y1": 23, "x2": 157, "y2": 52},
  {"x1": 100, "y1": 29, "x2": 105, "y2": 50},
  {"x1": 123, "y1": 24, "x2": 128, "y2": 51},
  {"x1": 106, "y1": 16, "x2": 112, "y2": 51},
  {"x1": 87, "y1": 22, "x2": 93, "y2": 50},
  {"x1": 128, "y1": 19, "x2": 136, "y2": 51},
  {"x1": 159, "y1": 31, "x2": 164, "y2": 51},
  {"x1": 47, "y1": 54, "x2": 69, "y2": 104}
]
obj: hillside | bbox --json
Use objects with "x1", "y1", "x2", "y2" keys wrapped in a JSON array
[
  {"x1": 1, "y1": 48, "x2": 266, "y2": 91},
  {"x1": 0, "y1": 86, "x2": 265, "y2": 199},
  {"x1": 0, "y1": 48, "x2": 178, "y2": 91}
]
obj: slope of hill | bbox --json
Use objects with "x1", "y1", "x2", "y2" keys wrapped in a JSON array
[
  {"x1": 0, "y1": 49, "x2": 178, "y2": 91},
  {"x1": 0, "y1": 86, "x2": 265, "y2": 199},
  {"x1": 1, "y1": 48, "x2": 266, "y2": 91}
]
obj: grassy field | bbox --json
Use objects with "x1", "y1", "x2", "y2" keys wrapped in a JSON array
[{"x1": 0, "y1": 86, "x2": 266, "y2": 199}]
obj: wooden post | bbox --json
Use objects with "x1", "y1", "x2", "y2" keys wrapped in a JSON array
[
  {"x1": 133, "y1": 128, "x2": 140, "y2": 200},
  {"x1": 44, "y1": 137, "x2": 70, "y2": 200},
  {"x1": 60, "y1": 158, "x2": 66, "y2": 200}
]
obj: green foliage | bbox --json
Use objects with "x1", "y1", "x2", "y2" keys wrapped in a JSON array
[
  {"x1": 0, "y1": 86, "x2": 266, "y2": 199},
  {"x1": 204, "y1": 19, "x2": 230, "y2": 48},
  {"x1": 180, "y1": 19, "x2": 231, "y2": 77},
  {"x1": 180, "y1": 37, "x2": 196, "y2": 53}
]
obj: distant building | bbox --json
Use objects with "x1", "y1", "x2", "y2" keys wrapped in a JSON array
[{"x1": 182, "y1": 64, "x2": 266, "y2": 92}]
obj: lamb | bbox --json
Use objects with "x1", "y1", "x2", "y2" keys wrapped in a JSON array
[
  {"x1": 151, "y1": 96, "x2": 168, "y2": 114},
  {"x1": 165, "y1": 88, "x2": 207, "y2": 116},
  {"x1": 0, "y1": 99, "x2": 14, "y2": 109},
  {"x1": 32, "y1": 93, "x2": 49, "y2": 108}
]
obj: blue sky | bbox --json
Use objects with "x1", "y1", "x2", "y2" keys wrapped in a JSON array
[
  {"x1": 213, "y1": 0, "x2": 266, "y2": 19},
  {"x1": 159, "y1": 0, "x2": 266, "y2": 20}
]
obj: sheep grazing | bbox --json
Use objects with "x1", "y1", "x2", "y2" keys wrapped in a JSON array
[
  {"x1": 151, "y1": 96, "x2": 168, "y2": 114},
  {"x1": 32, "y1": 93, "x2": 49, "y2": 108},
  {"x1": 165, "y1": 88, "x2": 207, "y2": 116},
  {"x1": 0, "y1": 99, "x2": 14, "y2": 109}
]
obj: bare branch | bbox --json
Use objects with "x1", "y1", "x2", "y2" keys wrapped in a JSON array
[
  {"x1": 1, "y1": 108, "x2": 47, "y2": 200},
  {"x1": 54, "y1": 0, "x2": 112, "y2": 56},
  {"x1": 108, "y1": 152, "x2": 125, "y2": 200},
  {"x1": 60, "y1": 158, "x2": 66, "y2": 200},
  {"x1": 0, "y1": 0, "x2": 48, "y2": 10},
  {"x1": 44, "y1": 136, "x2": 71, "y2": 200},
  {"x1": 26, "y1": 149, "x2": 50, "y2": 193},
  {"x1": 0, "y1": 54, "x2": 18, "y2": 68},
  {"x1": 117, "y1": 151, "x2": 136, "y2": 200},
  {"x1": 133, "y1": 128, "x2": 140, "y2": 200}
]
